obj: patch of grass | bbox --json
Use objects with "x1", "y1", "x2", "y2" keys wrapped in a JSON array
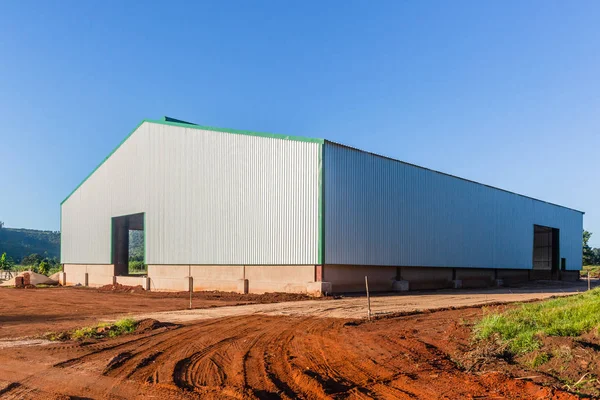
[
  {"x1": 128, "y1": 260, "x2": 147, "y2": 275},
  {"x1": 529, "y1": 352, "x2": 551, "y2": 368},
  {"x1": 474, "y1": 288, "x2": 600, "y2": 354},
  {"x1": 67, "y1": 318, "x2": 137, "y2": 341},
  {"x1": 582, "y1": 265, "x2": 600, "y2": 278}
]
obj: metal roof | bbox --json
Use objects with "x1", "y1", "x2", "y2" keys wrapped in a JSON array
[{"x1": 61, "y1": 117, "x2": 584, "y2": 215}]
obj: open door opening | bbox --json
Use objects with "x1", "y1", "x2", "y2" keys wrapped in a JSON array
[
  {"x1": 532, "y1": 224, "x2": 560, "y2": 280},
  {"x1": 112, "y1": 213, "x2": 145, "y2": 276}
]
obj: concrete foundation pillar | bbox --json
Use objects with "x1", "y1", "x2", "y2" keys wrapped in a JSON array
[
  {"x1": 306, "y1": 281, "x2": 332, "y2": 296},
  {"x1": 84, "y1": 273, "x2": 89, "y2": 287},
  {"x1": 237, "y1": 279, "x2": 249, "y2": 294},
  {"x1": 452, "y1": 279, "x2": 463, "y2": 289},
  {"x1": 145, "y1": 277, "x2": 151, "y2": 291},
  {"x1": 392, "y1": 280, "x2": 409, "y2": 292},
  {"x1": 60, "y1": 272, "x2": 66, "y2": 286}
]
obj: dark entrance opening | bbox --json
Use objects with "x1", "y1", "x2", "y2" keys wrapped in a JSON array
[
  {"x1": 112, "y1": 213, "x2": 145, "y2": 276},
  {"x1": 532, "y1": 225, "x2": 560, "y2": 280}
]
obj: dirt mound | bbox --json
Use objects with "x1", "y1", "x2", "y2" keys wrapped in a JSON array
[
  {"x1": 0, "y1": 271, "x2": 57, "y2": 287},
  {"x1": 134, "y1": 318, "x2": 176, "y2": 333},
  {"x1": 49, "y1": 272, "x2": 61, "y2": 282},
  {"x1": 97, "y1": 283, "x2": 145, "y2": 293}
]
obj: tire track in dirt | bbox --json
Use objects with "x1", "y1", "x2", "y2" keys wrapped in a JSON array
[{"x1": 0, "y1": 311, "x2": 580, "y2": 399}]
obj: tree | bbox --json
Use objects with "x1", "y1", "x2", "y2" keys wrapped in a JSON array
[
  {"x1": 583, "y1": 230, "x2": 594, "y2": 265},
  {"x1": 38, "y1": 260, "x2": 49, "y2": 275},
  {"x1": 21, "y1": 253, "x2": 42, "y2": 267},
  {"x1": 592, "y1": 248, "x2": 600, "y2": 266},
  {"x1": 0, "y1": 252, "x2": 14, "y2": 270}
]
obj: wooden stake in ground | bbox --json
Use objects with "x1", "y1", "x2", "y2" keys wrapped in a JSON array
[
  {"x1": 365, "y1": 276, "x2": 371, "y2": 321},
  {"x1": 189, "y1": 265, "x2": 193, "y2": 310}
]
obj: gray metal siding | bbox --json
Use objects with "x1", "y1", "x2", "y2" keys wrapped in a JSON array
[
  {"x1": 324, "y1": 143, "x2": 583, "y2": 270},
  {"x1": 62, "y1": 122, "x2": 320, "y2": 265}
]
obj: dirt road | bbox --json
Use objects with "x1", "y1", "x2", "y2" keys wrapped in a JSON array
[
  {"x1": 130, "y1": 281, "x2": 589, "y2": 323},
  {"x1": 0, "y1": 286, "x2": 312, "y2": 339},
  {"x1": 0, "y1": 309, "x2": 575, "y2": 399}
]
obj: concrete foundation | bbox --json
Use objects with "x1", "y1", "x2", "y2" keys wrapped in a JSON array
[
  {"x1": 306, "y1": 281, "x2": 332, "y2": 296},
  {"x1": 392, "y1": 280, "x2": 409, "y2": 292},
  {"x1": 323, "y1": 265, "x2": 397, "y2": 292},
  {"x1": 560, "y1": 270, "x2": 580, "y2": 282},
  {"x1": 61, "y1": 264, "x2": 583, "y2": 295},
  {"x1": 529, "y1": 269, "x2": 553, "y2": 280},
  {"x1": 63, "y1": 264, "x2": 114, "y2": 287},
  {"x1": 397, "y1": 267, "x2": 453, "y2": 290},
  {"x1": 497, "y1": 269, "x2": 530, "y2": 285},
  {"x1": 116, "y1": 275, "x2": 149, "y2": 288}
]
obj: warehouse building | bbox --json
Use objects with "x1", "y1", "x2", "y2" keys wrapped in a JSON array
[{"x1": 60, "y1": 117, "x2": 583, "y2": 294}]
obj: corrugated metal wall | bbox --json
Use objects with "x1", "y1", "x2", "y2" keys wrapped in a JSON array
[
  {"x1": 61, "y1": 122, "x2": 321, "y2": 265},
  {"x1": 324, "y1": 143, "x2": 583, "y2": 270}
]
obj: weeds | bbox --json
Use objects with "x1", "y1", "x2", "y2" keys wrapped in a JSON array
[
  {"x1": 48, "y1": 318, "x2": 137, "y2": 341},
  {"x1": 474, "y1": 288, "x2": 600, "y2": 354},
  {"x1": 529, "y1": 352, "x2": 551, "y2": 368}
]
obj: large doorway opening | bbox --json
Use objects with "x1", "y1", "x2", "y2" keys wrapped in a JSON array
[
  {"x1": 533, "y1": 225, "x2": 560, "y2": 279},
  {"x1": 112, "y1": 213, "x2": 145, "y2": 276}
]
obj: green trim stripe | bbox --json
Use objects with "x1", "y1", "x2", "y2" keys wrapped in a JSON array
[
  {"x1": 60, "y1": 117, "x2": 324, "y2": 205},
  {"x1": 143, "y1": 212, "x2": 147, "y2": 265},
  {"x1": 61, "y1": 120, "x2": 145, "y2": 205},
  {"x1": 59, "y1": 205, "x2": 63, "y2": 263},
  {"x1": 317, "y1": 143, "x2": 325, "y2": 265},
  {"x1": 149, "y1": 118, "x2": 324, "y2": 144}
]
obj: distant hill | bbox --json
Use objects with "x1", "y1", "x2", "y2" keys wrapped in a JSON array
[{"x1": 0, "y1": 227, "x2": 60, "y2": 262}]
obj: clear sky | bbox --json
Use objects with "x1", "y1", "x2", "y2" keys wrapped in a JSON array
[{"x1": 0, "y1": 1, "x2": 598, "y2": 246}]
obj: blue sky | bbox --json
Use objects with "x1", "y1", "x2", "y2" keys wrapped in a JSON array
[{"x1": 0, "y1": 1, "x2": 598, "y2": 246}]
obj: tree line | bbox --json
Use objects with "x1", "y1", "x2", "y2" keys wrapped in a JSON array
[
  {"x1": 583, "y1": 230, "x2": 600, "y2": 266},
  {"x1": 0, "y1": 251, "x2": 62, "y2": 275}
]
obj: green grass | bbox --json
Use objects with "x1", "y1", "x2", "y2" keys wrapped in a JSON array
[
  {"x1": 69, "y1": 318, "x2": 137, "y2": 340},
  {"x1": 474, "y1": 288, "x2": 600, "y2": 354},
  {"x1": 529, "y1": 352, "x2": 551, "y2": 368},
  {"x1": 583, "y1": 265, "x2": 600, "y2": 278},
  {"x1": 128, "y1": 260, "x2": 147, "y2": 275}
]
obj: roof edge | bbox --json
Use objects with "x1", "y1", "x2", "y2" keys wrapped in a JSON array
[
  {"x1": 61, "y1": 119, "x2": 324, "y2": 206},
  {"x1": 324, "y1": 140, "x2": 585, "y2": 215},
  {"x1": 60, "y1": 119, "x2": 148, "y2": 205},
  {"x1": 147, "y1": 118, "x2": 324, "y2": 144}
]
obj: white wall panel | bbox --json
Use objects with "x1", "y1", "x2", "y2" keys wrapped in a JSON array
[
  {"x1": 62, "y1": 122, "x2": 320, "y2": 265},
  {"x1": 324, "y1": 143, "x2": 583, "y2": 270}
]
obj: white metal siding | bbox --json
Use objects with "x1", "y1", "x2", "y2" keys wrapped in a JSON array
[
  {"x1": 62, "y1": 122, "x2": 321, "y2": 265},
  {"x1": 324, "y1": 143, "x2": 583, "y2": 270}
]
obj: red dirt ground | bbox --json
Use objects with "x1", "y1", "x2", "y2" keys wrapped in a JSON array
[
  {"x1": 0, "y1": 286, "x2": 315, "y2": 339},
  {"x1": 0, "y1": 306, "x2": 578, "y2": 399}
]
